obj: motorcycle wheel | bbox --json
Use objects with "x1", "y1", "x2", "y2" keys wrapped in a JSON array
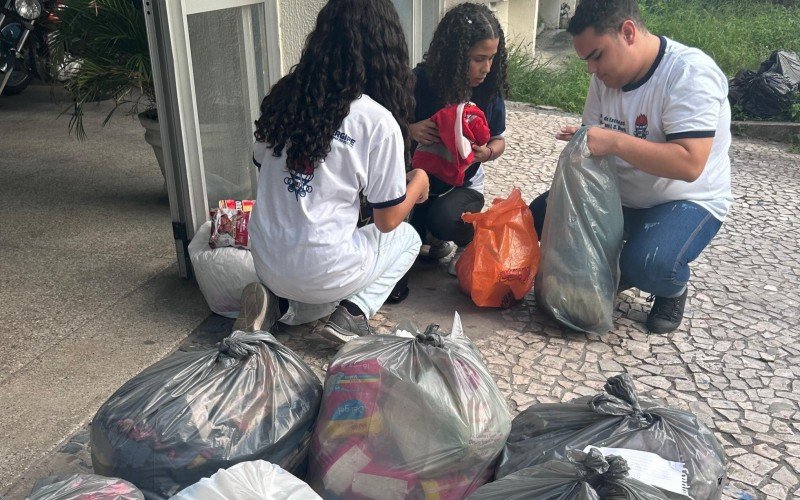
[{"x1": 1, "y1": 58, "x2": 31, "y2": 95}]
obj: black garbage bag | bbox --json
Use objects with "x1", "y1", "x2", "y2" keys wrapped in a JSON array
[
  {"x1": 741, "y1": 72, "x2": 795, "y2": 118},
  {"x1": 497, "y1": 374, "x2": 726, "y2": 500},
  {"x1": 728, "y1": 69, "x2": 757, "y2": 106},
  {"x1": 758, "y1": 50, "x2": 800, "y2": 86},
  {"x1": 534, "y1": 126, "x2": 623, "y2": 334},
  {"x1": 729, "y1": 50, "x2": 800, "y2": 118},
  {"x1": 90, "y1": 331, "x2": 323, "y2": 500},
  {"x1": 470, "y1": 449, "x2": 668, "y2": 500},
  {"x1": 27, "y1": 474, "x2": 143, "y2": 499}
]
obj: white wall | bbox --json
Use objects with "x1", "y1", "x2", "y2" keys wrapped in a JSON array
[
  {"x1": 445, "y1": 0, "x2": 539, "y2": 54},
  {"x1": 275, "y1": 0, "x2": 541, "y2": 72},
  {"x1": 507, "y1": 0, "x2": 538, "y2": 53},
  {"x1": 278, "y1": 0, "x2": 326, "y2": 74}
]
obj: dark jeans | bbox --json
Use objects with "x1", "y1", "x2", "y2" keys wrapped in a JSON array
[
  {"x1": 529, "y1": 191, "x2": 722, "y2": 298},
  {"x1": 411, "y1": 180, "x2": 485, "y2": 247}
]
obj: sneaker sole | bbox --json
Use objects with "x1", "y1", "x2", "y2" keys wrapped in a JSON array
[
  {"x1": 425, "y1": 244, "x2": 456, "y2": 261},
  {"x1": 318, "y1": 322, "x2": 360, "y2": 344},
  {"x1": 233, "y1": 283, "x2": 277, "y2": 332},
  {"x1": 646, "y1": 323, "x2": 678, "y2": 335}
]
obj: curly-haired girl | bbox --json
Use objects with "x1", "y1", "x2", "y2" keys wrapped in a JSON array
[
  {"x1": 237, "y1": 0, "x2": 430, "y2": 344},
  {"x1": 409, "y1": 2, "x2": 509, "y2": 276}
]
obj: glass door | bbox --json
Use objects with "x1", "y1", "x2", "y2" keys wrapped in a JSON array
[{"x1": 144, "y1": 0, "x2": 281, "y2": 277}]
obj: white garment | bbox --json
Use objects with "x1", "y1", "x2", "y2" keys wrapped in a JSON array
[
  {"x1": 582, "y1": 37, "x2": 733, "y2": 221},
  {"x1": 250, "y1": 95, "x2": 407, "y2": 304},
  {"x1": 278, "y1": 222, "x2": 421, "y2": 325}
]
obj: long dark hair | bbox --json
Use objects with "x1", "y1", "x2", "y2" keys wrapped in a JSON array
[
  {"x1": 422, "y1": 2, "x2": 509, "y2": 109},
  {"x1": 254, "y1": 0, "x2": 415, "y2": 173}
]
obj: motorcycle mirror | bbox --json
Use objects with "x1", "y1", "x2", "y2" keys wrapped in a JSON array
[{"x1": 15, "y1": 0, "x2": 42, "y2": 20}]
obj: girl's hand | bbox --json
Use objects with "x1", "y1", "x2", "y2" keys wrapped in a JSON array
[
  {"x1": 555, "y1": 125, "x2": 579, "y2": 141},
  {"x1": 410, "y1": 119, "x2": 440, "y2": 146},
  {"x1": 471, "y1": 143, "x2": 492, "y2": 163}
]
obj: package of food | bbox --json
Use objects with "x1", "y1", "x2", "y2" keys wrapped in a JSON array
[{"x1": 209, "y1": 199, "x2": 254, "y2": 249}]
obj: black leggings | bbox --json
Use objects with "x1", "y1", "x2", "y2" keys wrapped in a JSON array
[{"x1": 410, "y1": 182, "x2": 485, "y2": 247}]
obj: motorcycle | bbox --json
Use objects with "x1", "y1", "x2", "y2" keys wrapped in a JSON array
[{"x1": 0, "y1": 0, "x2": 57, "y2": 95}]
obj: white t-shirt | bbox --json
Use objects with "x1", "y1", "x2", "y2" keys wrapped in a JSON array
[
  {"x1": 249, "y1": 95, "x2": 407, "y2": 304},
  {"x1": 582, "y1": 37, "x2": 733, "y2": 221}
]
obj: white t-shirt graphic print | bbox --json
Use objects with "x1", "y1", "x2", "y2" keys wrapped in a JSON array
[
  {"x1": 249, "y1": 95, "x2": 407, "y2": 304},
  {"x1": 582, "y1": 37, "x2": 733, "y2": 221}
]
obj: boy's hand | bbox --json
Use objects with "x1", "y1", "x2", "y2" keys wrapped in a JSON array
[
  {"x1": 410, "y1": 119, "x2": 440, "y2": 146},
  {"x1": 555, "y1": 125, "x2": 579, "y2": 141},
  {"x1": 586, "y1": 127, "x2": 619, "y2": 157}
]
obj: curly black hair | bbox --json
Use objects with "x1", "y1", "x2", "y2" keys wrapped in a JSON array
[
  {"x1": 421, "y1": 2, "x2": 508, "y2": 109},
  {"x1": 254, "y1": 0, "x2": 414, "y2": 173},
  {"x1": 568, "y1": 0, "x2": 645, "y2": 36}
]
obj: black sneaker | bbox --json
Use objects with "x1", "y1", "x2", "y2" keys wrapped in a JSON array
[
  {"x1": 386, "y1": 274, "x2": 410, "y2": 304},
  {"x1": 319, "y1": 304, "x2": 372, "y2": 344},
  {"x1": 232, "y1": 282, "x2": 280, "y2": 333},
  {"x1": 646, "y1": 288, "x2": 688, "y2": 334},
  {"x1": 422, "y1": 240, "x2": 456, "y2": 261}
]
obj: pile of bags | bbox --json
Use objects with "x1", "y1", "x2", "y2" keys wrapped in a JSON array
[
  {"x1": 23, "y1": 312, "x2": 727, "y2": 499},
  {"x1": 729, "y1": 50, "x2": 800, "y2": 119},
  {"x1": 497, "y1": 373, "x2": 727, "y2": 499}
]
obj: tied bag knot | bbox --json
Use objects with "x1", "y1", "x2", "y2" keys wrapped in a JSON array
[{"x1": 217, "y1": 331, "x2": 276, "y2": 364}]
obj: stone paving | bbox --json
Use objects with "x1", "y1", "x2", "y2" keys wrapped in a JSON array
[{"x1": 5, "y1": 104, "x2": 800, "y2": 499}]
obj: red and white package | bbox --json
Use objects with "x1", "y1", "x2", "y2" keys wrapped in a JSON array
[{"x1": 209, "y1": 199, "x2": 254, "y2": 249}]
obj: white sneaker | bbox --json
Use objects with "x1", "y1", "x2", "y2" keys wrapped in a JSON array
[{"x1": 448, "y1": 246, "x2": 466, "y2": 276}]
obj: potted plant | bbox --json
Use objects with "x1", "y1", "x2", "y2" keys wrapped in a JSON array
[{"x1": 49, "y1": 0, "x2": 165, "y2": 179}]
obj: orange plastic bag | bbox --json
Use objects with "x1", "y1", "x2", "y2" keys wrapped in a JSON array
[{"x1": 456, "y1": 188, "x2": 540, "y2": 308}]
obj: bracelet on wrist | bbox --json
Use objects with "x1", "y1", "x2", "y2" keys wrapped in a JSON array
[{"x1": 487, "y1": 144, "x2": 494, "y2": 161}]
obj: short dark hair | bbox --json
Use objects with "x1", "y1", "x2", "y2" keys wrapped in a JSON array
[{"x1": 567, "y1": 0, "x2": 645, "y2": 36}]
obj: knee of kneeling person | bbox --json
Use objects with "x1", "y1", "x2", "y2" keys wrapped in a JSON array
[{"x1": 620, "y1": 250, "x2": 678, "y2": 289}]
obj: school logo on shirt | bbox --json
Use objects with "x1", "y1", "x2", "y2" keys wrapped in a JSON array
[
  {"x1": 333, "y1": 130, "x2": 356, "y2": 147},
  {"x1": 601, "y1": 114, "x2": 627, "y2": 132},
  {"x1": 634, "y1": 114, "x2": 649, "y2": 139},
  {"x1": 284, "y1": 161, "x2": 314, "y2": 201}
]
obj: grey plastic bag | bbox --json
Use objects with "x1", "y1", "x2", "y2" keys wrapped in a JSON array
[
  {"x1": 26, "y1": 474, "x2": 143, "y2": 499},
  {"x1": 308, "y1": 313, "x2": 511, "y2": 499},
  {"x1": 497, "y1": 374, "x2": 726, "y2": 500},
  {"x1": 470, "y1": 449, "x2": 668, "y2": 500},
  {"x1": 90, "y1": 331, "x2": 322, "y2": 500},
  {"x1": 535, "y1": 127, "x2": 623, "y2": 334}
]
